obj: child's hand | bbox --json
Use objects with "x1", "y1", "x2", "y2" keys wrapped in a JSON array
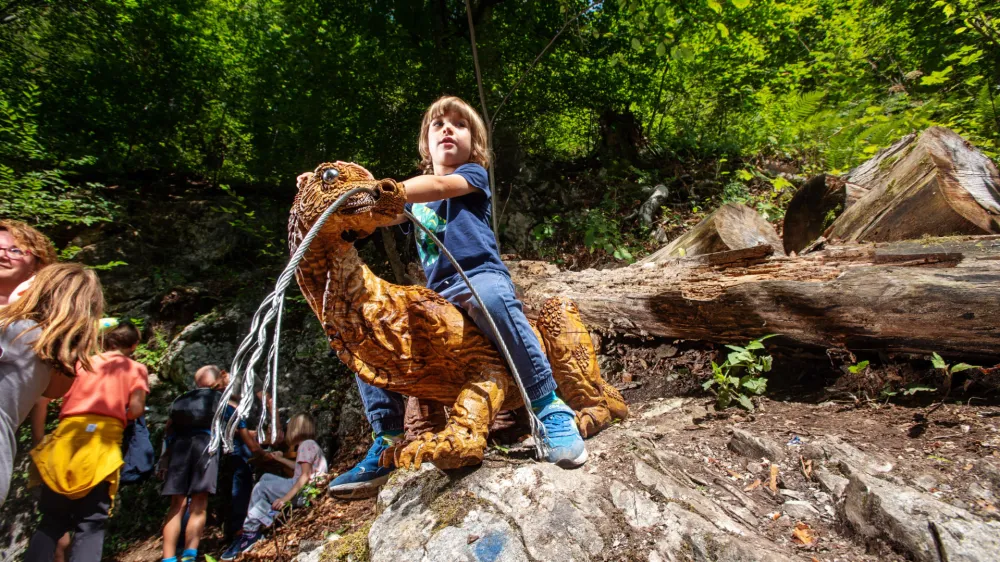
[{"x1": 271, "y1": 497, "x2": 288, "y2": 511}]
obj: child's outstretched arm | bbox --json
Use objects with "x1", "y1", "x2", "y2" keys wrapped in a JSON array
[{"x1": 400, "y1": 174, "x2": 476, "y2": 203}]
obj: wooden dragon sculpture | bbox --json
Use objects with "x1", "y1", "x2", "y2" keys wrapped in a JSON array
[{"x1": 289, "y1": 162, "x2": 628, "y2": 469}]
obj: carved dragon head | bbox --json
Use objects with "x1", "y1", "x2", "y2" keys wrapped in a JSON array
[{"x1": 289, "y1": 162, "x2": 406, "y2": 247}]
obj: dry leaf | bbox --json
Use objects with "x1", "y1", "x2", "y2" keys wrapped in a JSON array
[
  {"x1": 963, "y1": 463, "x2": 974, "y2": 471},
  {"x1": 770, "y1": 464, "x2": 779, "y2": 493},
  {"x1": 977, "y1": 499, "x2": 998, "y2": 513},
  {"x1": 726, "y1": 469, "x2": 742, "y2": 479},
  {"x1": 771, "y1": 512, "x2": 782, "y2": 521},
  {"x1": 800, "y1": 456, "x2": 813, "y2": 480},
  {"x1": 744, "y1": 479, "x2": 762, "y2": 492},
  {"x1": 792, "y1": 522, "x2": 815, "y2": 545}
]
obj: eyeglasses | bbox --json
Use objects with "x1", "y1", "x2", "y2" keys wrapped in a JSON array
[{"x1": 0, "y1": 246, "x2": 29, "y2": 260}]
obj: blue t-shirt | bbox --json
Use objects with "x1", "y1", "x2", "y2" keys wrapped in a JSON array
[
  {"x1": 222, "y1": 404, "x2": 252, "y2": 461},
  {"x1": 404, "y1": 163, "x2": 509, "y2": 292}
]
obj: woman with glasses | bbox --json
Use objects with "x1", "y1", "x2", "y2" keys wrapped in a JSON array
[{"x1": 0, "y1": 220, "x2": 58, "y2": 308}]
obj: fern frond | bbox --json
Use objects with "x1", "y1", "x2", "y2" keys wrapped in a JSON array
[
  {"x1": 976, "y1": 85, "x2": 999, "y2": 137},
  {"x1": 787, "y1": 90, "x2": 827, "y2": 123}
]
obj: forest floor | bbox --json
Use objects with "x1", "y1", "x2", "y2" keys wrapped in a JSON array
[{"x1": 110, "y1": 343, "x2": 1000, "y2": 562}]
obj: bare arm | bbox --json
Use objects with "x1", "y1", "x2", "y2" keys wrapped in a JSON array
[
  {"x1": 272, "y1": 461, "x2": 313, "y2": 509},
  {"x1": 400, "y1": 174, "x2": 477, "y2": 203},
  {"x1": 42, "y1": 372, "x2": 74, "y2": 399},
  {"x1": 126, "y1": 389, "x2": 147, "y2": 420},
  {"x1": 236, "y1": 427, "x2": 264, "y2": 456},
  {"x1": 267, "y1": 450, "x2": 297, "y2": 471},
  {"x1": 30, "y1": 398, "x2": 50, "y2": 445}
]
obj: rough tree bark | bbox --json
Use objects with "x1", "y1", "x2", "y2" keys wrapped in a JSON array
[
  {"x1": 641, "y1": 203, "x2": 785, "y2": 263},
  {"x1": 513, "y1": 236, "x2": 1000, "y2": 361},
  {"x1": 782, "y1": 174, "x2": 869, "y2": 254},
  {"x1": 826, "y1": 127, "x2": 1000, "y2": 243}
]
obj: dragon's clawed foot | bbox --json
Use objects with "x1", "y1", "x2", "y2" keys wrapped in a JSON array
[{"x1": 389, "y1": 424, "x2": 487, "y2": 470}]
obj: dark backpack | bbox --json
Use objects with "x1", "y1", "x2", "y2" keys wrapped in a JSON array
[
  {"x1": 169, "y1": 388, "x2": 222, "y2": 431},
  {"x1": 120, "y1": 415, "x2": 155, "y2": 485}
]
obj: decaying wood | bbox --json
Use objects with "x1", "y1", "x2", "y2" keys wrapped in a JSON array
[
  {"x1": 783, "y1": 174, "x2": 869, "y2": 255},
  {"x1": 512, "y1": 236, "x2": 1000, "y2": 361},
  {"x1": 641, "y1": 203, "x2": 784, "y2": 263},
  {"x1": 826, "y1": 127, "x2": 1000, "y2": 243}
]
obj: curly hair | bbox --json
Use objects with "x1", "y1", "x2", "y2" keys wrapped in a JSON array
[
  {"x1": 0, "y1": 219, "x2": 58, "y2": 269},
  {"x1": 417, "y1": 96, "x2": 491, "y2": 174}
]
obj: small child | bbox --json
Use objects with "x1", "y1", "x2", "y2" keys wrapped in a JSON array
[
  {"x1": 221, "y1": 413, "x2": 327, "y2": 560},
  {"x1": 24, "y1": 320, "x2": 149, "y2": 562},
  {"x1": 159, "y1": 365, "x2": 226, "y2": 562},
  {"x1": 324, "y1": 95, "x2": 587, "y2": 499}
]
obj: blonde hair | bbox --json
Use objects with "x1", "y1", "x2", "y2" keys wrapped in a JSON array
[
  {"x1": 0, "y1": 220, "x2": 58, "y2": 270},
  {"x1": 0, "y1": 263, "x2": 104, "y2": 373},
  {"x1": 417, "y1": 96, "x2": 491, "y2": 174},
  {"x1": 285, "y1": 413, "x2": 317, "y2": 448}
]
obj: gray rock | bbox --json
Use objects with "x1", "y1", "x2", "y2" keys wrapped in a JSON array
[
  {"x1": 368, "y1": 433, "x2": 799, "y2": 562},
  {"x1": 977, "y1": 459, "x2": 1000, "y2": 490},
  {"x1": 802, "y1": 435, "x2": 894, "y2": 475},
  {"x1": 814, "y1": 468, "x2": 849, "y2": 498},
  {"x1": 843, "y1": 471, "x2": 1000, "y2": 562},
  {"x1": 912, "y1": 473, "x2": 938, "y2": 492},
  {"x1": 779, "y1": 488, "x2": 805, "y2": 500},
  {"x1": 728, "y1": 428, "x2": 786, "y2": 462},
  {"x1": 639, "y1": 185, "x2": 671, "y2": 226},
  {"x1": 781, "y1": 500, "x2": 820, "y2": 520},
  {"x1": 610, "y1": 480, "x2": 661, "y2": 528},
  {"x1": 969, "y1": 482, "x2": 995, "y2": 502}
]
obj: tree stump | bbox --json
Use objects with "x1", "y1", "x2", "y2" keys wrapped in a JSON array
[
  {"x1": 826, "y1": 127, "x2": 1000, "y2": 243},
  {"x1": 782, "y1": 174, "x2": 869, "y2": 254},
  {"x1": 641, "y1": 203, "x2": 784, "y2": 263}
]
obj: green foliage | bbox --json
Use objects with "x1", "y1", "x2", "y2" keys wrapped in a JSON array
[
  {"x1": 212, "y1": 184, "x2": 284, "y2": 259},
  {"x1": 133, "y1": 328, "x2": 169, "y2": 373},
  {"x1": 930, "y1": 352, "x2": 979, "y2": 375},
  {"x1": 702, "y1": 334, "x2": 776, "y2": 411},
  {"x1": 0, "y1": 78, "x2": 117, "y2": 229},
  {"x1": 298, "y1": 481, "x2": 324, "y2": 507},
  {"x1": 847, "y1": 360, "x2": 870, "y2": 375}
]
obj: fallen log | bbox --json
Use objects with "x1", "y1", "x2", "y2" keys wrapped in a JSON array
[
  {"x1": 826, "y1": 127, "x2": 1000, "y2": 243},
  {"x1": 641, "y1": 203, "x2": 784, "y2": 263},
  {"x1": 782, "y1": 174, "x2": 869, "y2": 255},
  {"x1": 513, "y1": 236, "x2": 1000, "y2": 361}
]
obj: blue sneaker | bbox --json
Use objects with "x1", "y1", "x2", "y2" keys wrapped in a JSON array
[
  {"x1": 536, "y1": 399, "x2": 588, "y2": 468},
  {"x1": 328, "y1": 433, "x2": 396, "y2": 499},
  {"x1": 220, "y1": 530, "x2": 261, "y2": 560}
]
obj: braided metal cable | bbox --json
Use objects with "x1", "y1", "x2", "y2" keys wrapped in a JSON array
[{"x1": 209, "y1": 187, "x2": 376, "y2": 454}]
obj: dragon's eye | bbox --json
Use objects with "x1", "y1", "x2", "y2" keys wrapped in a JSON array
[{"x1": 322, "y1": 168, "x2": 340, "y2": 183}]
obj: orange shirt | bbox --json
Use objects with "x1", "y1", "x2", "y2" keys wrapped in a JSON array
[{"x1": 59, "y1": 352, "x2": 149, "y2": 423}]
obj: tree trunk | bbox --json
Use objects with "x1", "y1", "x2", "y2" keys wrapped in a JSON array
[
  {"x1": 513, "y1": 236, "x2": 1000, "y2": 361},
  {"x1": 826, "y1": 127, "x2": 1000, "y2": 243},
  {"x1": 641, "y1": 203, "x2": 784, "y2": 263},
  {"x1": 782, "y1": 174, "x2": 869, "y2": 255}
]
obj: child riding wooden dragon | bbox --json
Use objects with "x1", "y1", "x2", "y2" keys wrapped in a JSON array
[{"x1": 289, "y1": 162, "x2": 628, "y2": 470}]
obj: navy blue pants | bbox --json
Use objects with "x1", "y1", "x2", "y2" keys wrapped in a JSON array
[{"x1": 223, "y1": 456, "x2": 253, "y2": 541}]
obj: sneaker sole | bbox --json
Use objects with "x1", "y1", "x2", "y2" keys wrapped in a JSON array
[
  {"x1": 327, "y1": 474, "x2": 391, "y2": 499},
  {"x1": 554, "y1": 447, "x2": 589, "y2": 469}
]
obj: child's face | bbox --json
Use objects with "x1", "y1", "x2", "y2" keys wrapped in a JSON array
[{"x1": 427, "y1": 110, "x2": 473, "y2": 171}]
